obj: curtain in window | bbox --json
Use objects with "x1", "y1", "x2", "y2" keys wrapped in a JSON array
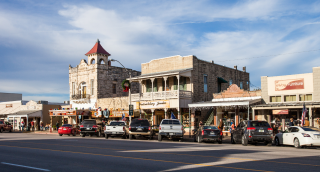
[
  {"x1": 154, "y1": 79, "x2": 158, "y2": 92},
  {"x1": 146, "y1": 80, "x2": 152, "y2": 92},
  {"x1": 174, "y1": 77, "x2": 178, "y2": 90}
]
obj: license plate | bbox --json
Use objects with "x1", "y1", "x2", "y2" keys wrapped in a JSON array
[
  {"x1": 112, "y1": 132, "x2": 116, "y2": 134},
  {"x1": 169, "y1": 133, "x2": 175, "y2": 135},
  {"x1": 63, "y1": 128, "x2": 66, "y2": 130},
  {"x1": 210, "y1": 132, "x2": 215, "y2": 135},
  {"x1": 87, "y1": 128, "x2": 90, "y2": 130},
  {"x1": 316, "y1": 135, "x2": 320, "y2": 139},
  {"x1": 259, "y1": 130, "x2": 264, "y2": 132},
  {"x1": 137, "y1": 128, "x2": 142, "y2": 131}
]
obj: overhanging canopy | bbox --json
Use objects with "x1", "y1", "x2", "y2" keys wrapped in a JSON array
[
  {"x1": 217, "y1": 77, "x2": 228, "y2": 83},
  {"x1": 188, "y1": 97, "x2": 262, "y2": 108},
  {"x1": 7, "y1": 110, "x2": 42, "y2": 118}
]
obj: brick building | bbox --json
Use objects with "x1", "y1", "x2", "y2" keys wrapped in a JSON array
[{"x1": 129, "y1": 55, "x2": 249, "y2": 132}]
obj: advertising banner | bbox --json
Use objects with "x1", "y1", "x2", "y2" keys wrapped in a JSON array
[
  {"x1": 272, "y1": 109, "x2": 289, "y2": 115},
  {"x1": 137, "y1": 100, "x2": 170, "y2": 109},
  {"x1": 275, "y1": 79, "x2": 304, "y2": 91},
  {"x1": 109, "y1": 110, "x2": 130, "y2": 118}
]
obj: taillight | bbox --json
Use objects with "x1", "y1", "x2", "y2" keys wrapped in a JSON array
[
  {"x1": 159, "y1": 126, "x2": 161, "y2": 131},
  {"x1": 247, "y1": 127, "x2": 255, "y2": 131},
  {"x1": 123, "y1": 126, "x2": 125, "y2": 131},
  {"x1": 220, "y1": 131, "x2": 222, "y2": 136},
  {"x1": 92, "y1": 125, "x2": 98, "y2": 128},
  {"x1": 129, "y1": 126, "x2": 131, "y2": 131},
  {"x1": 202, "y1": 130, "x2": 204, "y2": 135},
  {"x1": 80, "y1": 125, "x2": 83, "y2": 128},
  {"x1": 148, "y1": 127, "x2": 151, "y2": 131},
  {"x1": 267, "y1": 128, "x2": 273, "y2": 131},
  {"x1": 181, "y1": 126, "x2": 183, "y2": 131},
  {"x1": 302, "y1": 133, "x2": 310, "y2": 137}
]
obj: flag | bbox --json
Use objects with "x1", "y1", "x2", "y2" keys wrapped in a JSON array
[
  {"x1": 171, "y1": 112, "x2": 176, "y2": 119},
  {"x1": 301, "y1": 103, "x2": 308, "y2": 126},
  {"x1": 122, "y1": 113, "x2": 125, "y2": 121}
]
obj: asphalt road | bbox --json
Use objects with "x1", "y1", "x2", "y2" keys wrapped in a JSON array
[{"x1": 0, "y1": 133, "x2": 319, "y2": 172}]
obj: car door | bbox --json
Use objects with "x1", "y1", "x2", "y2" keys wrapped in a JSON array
[
  {"x1": 283, "y1": 127, "x2": 294, "y2": 145},
  {"x1": 288, "y1": 127, "x2": 299, "y2": 145},
  {"x1": 233, "y1": 124, "x2": 241, "y2": 141}
]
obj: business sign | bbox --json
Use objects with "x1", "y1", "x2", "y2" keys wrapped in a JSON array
[
  {"x1": 50, "y1": 111, "x2": 77, "y2": 116},
  {"x1": 137, "y1": 100, "x2": 170, "y2": 109},
  {"x1": 91, "y1": 111, "x2": 102, "y2": 118},
  {"x1": 272, "y1": 109, "x2": 289, "y2": 115},
  {"x1": 275, "y1": 79, "x2": 304, "y2": 91},
  {"x1": 6, "y1": 104, "x2": 12, "y2": 108},
  {"x1": 109, "y1": 110, "x2": 130, "y2": 118}
]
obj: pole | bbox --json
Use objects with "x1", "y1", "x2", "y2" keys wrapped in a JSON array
[
  {"x1": 189, "y1": 108, "x2": 191, "y2": 138},
  {"x1": 129, "y1": 72, "x2": 132, "y2": 124}
]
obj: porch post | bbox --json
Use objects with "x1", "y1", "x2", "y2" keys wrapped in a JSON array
[
  {"x1": 163, "y1": 77, "x2": 168, "y2": 100},
  {"x1": 151, "y1": 109, "x2": 154, "y2": 126},
  {"x1": 252, "y1": 108, "x2": 255, "y2": 121},
  {"x1": 189, "y1": 108, "x2": 191, "y2": 138},
  {"x1": 13, "y1": 117, "x2": 15, "y2": 131},
  {"x1": 176, "y1": 75, "x2": 180, "y2": 121},
  {"x1": 19, "y1": 117, "x2": 21, "y2": 131},
  {"x1": 213, "y1": 108, "x2": 217, "y2": 126},
  {"x1": 247, "y1": 105, "x2": 250, "y2": 120},
  {"x1": 164, "y1": 108, "x2": 168, "y2": 119},
  {"x1": 235, "y1": 107, "x2": 239, "y2": 126},
  {"x1": 309, "y1": 107, "x2": 313, "y2": 127},
  {"x1": 139, "y1": 80, "x2": 142, "y2": 118},
  {"x1": 27, "y1": 116, "x2": 28, "y2": 131},
  {"x1": 151, "y1": 78, "x2": 155, "y2": 100},
  {"x1": 191, "y1": 108, "x2": 195, "y2": 134}
]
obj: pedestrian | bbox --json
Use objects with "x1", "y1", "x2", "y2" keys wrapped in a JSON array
[
  {"x1": 304, "y1": 117, "x2": 310, "y2": 127},
  {"x1": 218, "y1": 119, "x2": 224, "y2": 132},
  {"x1": 40, "y1": 122, "x2": 44, "y2": 131},
  {"x1": 230, "y1": 120, "x2": 235, "y2": 137},
  {"x1": 288, "y1": 118, "x2": 294, "y2": 127},
  {"x1": 199, "y1": 120, "x2": 203, "y2": 128},
  {"x1": 56, "y1": 121, "x2": 60, "y2": 131},
  {"x1": 31, "y1": 121, "x2": 34, "y2": 131},
  {"x1": 21, "y1": 121, "x2": 25, "y2": 131}
]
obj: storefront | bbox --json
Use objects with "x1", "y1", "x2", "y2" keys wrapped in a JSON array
[
  {"x1": 7, "y1": 110, "x2": 42, "y2": 131},
  {"x1": 49, "y1": 109, "x2": 90, "y2": 129}
]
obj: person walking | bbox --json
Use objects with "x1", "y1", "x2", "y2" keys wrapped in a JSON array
[
  {"x1": 31, "y1": 121, "x2": 34, "y2": 131},
  {"x1": 230, "y1": 120, "x2": 235, "y2": 137},
  {"x1": 288, "y1": 118, "x2": 294, "y2": 127},
  {"x1": 21, "y1": 121, "x2": 25, "y2": 131}
]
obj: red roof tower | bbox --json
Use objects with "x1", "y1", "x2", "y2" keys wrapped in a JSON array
[{"x1": 85, "y1": 39, "x2": 111, "y2": 56}]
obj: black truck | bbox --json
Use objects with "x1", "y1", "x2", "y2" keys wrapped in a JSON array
[
  {"x1": 128, "y1": 119, "x2": 153, "y2": 140},
  {"x1": 80, "y1": 119, "x2": 104, "y2": 137},
  {"x1": 231, "y1": 120, "x2": 273, "y2": 146}
]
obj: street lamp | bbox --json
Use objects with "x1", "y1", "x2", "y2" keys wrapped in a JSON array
[{"x1": 109, "y1": 59, "x2": 132, "y2": 123}]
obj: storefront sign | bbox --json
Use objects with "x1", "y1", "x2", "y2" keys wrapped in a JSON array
[
  {"x1": 137, "y1": 100, "x2": 170, "y2": 109},
  {"x1": 91, "y1": 111, "x2": 103, "y2": 118},
  {"x1": 272, "y1": 109, "x2": 289, "y2": 115},
  {"x1": 50, "y1": 110, "x2": 77, "y2": 116},
  {"x1": 6, "y1": 104, "x2": 12, "y2": 108},
  {"x1": 109, "y1": 110, "x2": 130, "y2": 118},
  {"x1": 275, "y1": 79, "x2": 304, "y2": 91}
]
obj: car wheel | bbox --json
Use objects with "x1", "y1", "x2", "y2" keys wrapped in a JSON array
[
  {"x1": 275, "y1": 137, "x2": 280, "y2": 146},
  {"x1": 105, "y1": 134, "x2": 108, "y2": 139},
  {"x1": 158, "y1": 134, "x2": 162, "y2": 141},
  {"x1": 81, "y1": 133, "x2": 85, "y2": 137},
  {"x1": 149, "y1": 135, "x2": 153, "y2": 140},
  {"x1": 0, "y1": 128, "x2": 3, "y2": 133},
  {"x1": 179, "y1": 138, "x2": 183, "y2": 142},
  {"x1": 89, "y1": 134, "x2": 93, "y2": 137},
  {"x1": 242, "y1": 135, "x2": 248, "y2": 146},
  {"x1": 198, "y1": 136, "x2": 202, "y2": 143},
  {"x1": 97, "y1": 132, "x2": 101, "y2": 137},
  {"x1": 264, "y1": 141, "x2": 270, "y2": 146},
  {"x1": 72, "y1": 131, "x2": 76, "y2": 136},
  {"x1": 59, "y1": 134, "x2": 63, "y2": 136},
  {"x1": 68, "y1": 134, "x2": 70, "y2": 136},
  {"x1": 129, "y1": 134, "x2": 133, "y2": 140},
  {"x1": 294, "y1": 138, "x2": 301, "y2": 148}
]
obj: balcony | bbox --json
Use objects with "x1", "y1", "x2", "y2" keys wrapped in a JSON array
[
  {"x1": 71, "y1": 94, "x2": 90, "y2": 100},
  {"x1": 131, "y1": 90, "x2": 191, "y2": 101}
]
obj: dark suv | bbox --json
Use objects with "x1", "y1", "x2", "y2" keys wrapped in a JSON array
[
  {"x1": 80, "y1": 119, "x2": 104, "y2": 137},
  {"x1": 128, "y1": 119, "x2": 153, "y2": 140},
  {"x1": 231, "y1": 120, "x2": 273, "y2": 146}
]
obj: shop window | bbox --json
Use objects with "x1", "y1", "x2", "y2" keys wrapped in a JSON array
[
  {"x1": 284, "y1": 95, "x2": 296, "y2": 102},
  {"x1": 204, "y1": 75, "x2": 208, "y2": 93},
  {"x1": 112, "y1": 84, "x2": 116, "y2": 94},
  {"x1": 240, "y1": 82, "x2": 243, "y2": 89},
  {"x1": 229, "y1": 79, "x2": 233, "y2": 85},
  {"x1": 180, "y1": 77, "x2": 187, "y2": 91},
  {"x1": 90, "y1": 79, "x2": 94, "y2": 95},
  {"x1": 299, "y1": 94, "x2": 312, "y2": 101},
  {"x1": 270, "y1": 96, "x2": 281, "y2": 102}
]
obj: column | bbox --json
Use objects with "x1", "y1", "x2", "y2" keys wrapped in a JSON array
[
  {"x1": 151, "y1": 109, "x2": 154, "y2": 126},
  {"x1": 151, "y1": 78, "x2": 155, "y2": 100},
  {"x1": 235, "y1": 107, "x2": 239, "y2": 127},
  {"x1": 27, "y1": 116, "x2": 28, "y2": 131},
  {"x1": 191, "y1": 108, "x2": 195, "y2": 132},
  {"x1": 163, "y1": 77, "x2": 168, "y2": 100},
  {"x1": 164, "y1": 108, "x2": 168, "y2": 119},
  {"x1": 13, "y1": 117, "x2": 15, "y2": 131},
  {"x1": 19, "y1": 117, "x2": 21, "y2": 131},
  {"x1": 213, "y1": 108, "x2": 217, "y2": 126},
  {"x1": 252, "y1": 108, "x2": 255, "y2": 121},
  {"x1": 177, "y1": 108, "x2": 181, "y2": 123},
  {"x1": 139, "y1": 80, "x2": 142, "y2": 118},
  {"x1": 309, "y1": 107, "x2": 313, "y2": 127},
  {"x1": 176, "y1": 75, "x2": 180, "y2": 123},
  {"x1": 282, "y1": 118, "x2": 286, "y2": 131}
]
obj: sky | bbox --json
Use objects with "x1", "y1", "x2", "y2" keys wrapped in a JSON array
[{"x1": 1, "y1": 0, "x2": 320, "y2": 102}]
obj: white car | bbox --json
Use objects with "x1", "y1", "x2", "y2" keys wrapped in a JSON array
[{"x1": 274, "y1": 126, "x2": 320, "y2": 148}]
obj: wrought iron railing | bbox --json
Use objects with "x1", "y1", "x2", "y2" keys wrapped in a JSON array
[
  {"x1": 131, "y1": 90, "x2": 191, "y2": 101},
  {"x1": 71, "y1": 94, "x2": 90, "y2": 100}
]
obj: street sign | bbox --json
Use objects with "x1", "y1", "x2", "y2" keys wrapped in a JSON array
[
  {"x1": 78, "y1": 115, "x2": 81, "y2": 119},
  {"x1": 129, "y1": 105, "x2": 133, "y2": 116}
]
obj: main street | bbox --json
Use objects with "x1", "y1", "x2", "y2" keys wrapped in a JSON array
[{"x1": 0, "y1": 133, "x2": 319, "y2": 172}]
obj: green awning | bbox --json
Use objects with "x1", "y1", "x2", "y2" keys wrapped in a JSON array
[{"x1": 217, "y1": 77, "x2": 228, "y2": 83}]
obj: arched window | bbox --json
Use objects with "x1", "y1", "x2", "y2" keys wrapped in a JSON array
[
  {"x1": 79, "y1": 82, "x2": 87, "y2": 98},
  {"x1": 99, "y1": 59, "x2": 105, "y2": 64},
  {"x1": 91, "y1": 59, "x2": 95, "y2": 65}
]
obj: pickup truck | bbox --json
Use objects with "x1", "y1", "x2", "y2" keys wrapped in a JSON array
[
  {"x1": 158, "y1": 119, "x2": 184, "y2": 141},
  {"x1": 0, "y1": 120, "x2": 12, "y2": 133},
  {"x1": 128, "y1": 119, "x2": 153, "y2": 140},
  {"x1": 104, "y1": 121, "x2": 128, "y2": 139},
  {"x1": 80, "y1": 119, "x2": 104, "y2": 137}
]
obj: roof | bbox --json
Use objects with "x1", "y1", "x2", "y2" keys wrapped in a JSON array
[
  {"x1": 7, "y1": 110, "x2": 42, "y2": 117},
  {"x1": 85, "y1": 39, "x2": 111, "y2": 56},
  {"x1": 129, "y1": 68, "x2": 193, "y2": 80},
  {"x1": 253, "y1": 101, "x2": 320, "y2": 108},
  {"x1": 188, "y1": 97, "x2": 262, "y2": 108}
]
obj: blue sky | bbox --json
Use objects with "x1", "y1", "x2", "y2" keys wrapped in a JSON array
[{"x1": 1, "y1": 0, "x2": 320, "y2": 102}]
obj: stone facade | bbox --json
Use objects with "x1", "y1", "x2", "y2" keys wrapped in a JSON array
[
  {"x1": 313, "y1": 67, "x2": 320, "y2": 101},
  {"x1": 97, "y1": 97, "x2": 129, "y2": 110}
]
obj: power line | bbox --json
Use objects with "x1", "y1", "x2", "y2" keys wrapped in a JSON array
[{"x1": 216, "y1": 48, "x2": 320, "y2": 62}]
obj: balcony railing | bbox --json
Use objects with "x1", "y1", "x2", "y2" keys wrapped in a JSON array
[
  {"x1": 71, "y1": 94, "x2": 90, "y2": 100},
  {"x1": 131, "y1": 90, "x2": 191, "y2": 101}
]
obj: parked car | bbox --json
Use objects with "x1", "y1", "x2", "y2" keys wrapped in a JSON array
[
  {"x1": 80, "y1": 119, "x2": 104, "y2": 137},
  {"x1": 0, "y1": 120, "x2": 12, "y2": 133},
  {"x1": 128, "y1": 119, "x2": 153, "y2": 140},
  {"x1": 194, "y1": 126, "x2": 222, "y2": 143},
  {"x1": 231, "y1": 120, "x2": 273, "y2": 146},
  {"x1": 104, "y1": 121, "x2": 128, "y2": 139},
  {"x1": 158, "y1": 119, "x2": 184, "y2": 141},
  {"x1": 58, "y1": 124, "x2": 78, "y2": 136},
  {"x1": 274, "y1": 126, "x2": 320, "y2": 148}
]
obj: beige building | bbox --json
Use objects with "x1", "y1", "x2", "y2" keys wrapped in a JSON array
[
  {"x1": 129, "y1": 55, "x2": 249, "y2": 131},
  {"x1": 252, "y1": 67, "x2": 320, "y2": 128}
]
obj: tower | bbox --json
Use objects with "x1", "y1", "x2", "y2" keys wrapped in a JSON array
[{"x1": 85, "y1": 39, "x2": 111, "y2": 65}]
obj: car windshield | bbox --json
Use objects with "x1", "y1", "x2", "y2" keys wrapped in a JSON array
[
  {"x1": 130, "y1": 119, "x2": 149, "y2": 126},
  {"x1": 109, "y1": 122, "x2": 125, "y2": 126},
  {"x1": 81, "y1": 120, "x2": 96, "y2": 125},
  {"x1": 250, "y1": 121, "x2": 270, "y2": 127},
  {"x1": 161, "y1": 120, "x2": 180, "y2": 125},
  {"x1": 301, "y1": 127, "x2": 317, "y2": 131},
  {"x1": 203, "y1": 126, "x2": 218, "y2": 130},
  {"x1": 62, "y1": 124, "x2": 72, "y2": 127}
]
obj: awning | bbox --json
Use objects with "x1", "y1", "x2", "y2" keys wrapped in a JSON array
[
  {"x1": 217, "y1": 77, "x2": 228, "y2": 83},
  {"x1": 188, "y1": 97, "x2": 262, "y2": 109},
  {"x1": 7, "y1": 110, "x2": 42, "y2": 118}
]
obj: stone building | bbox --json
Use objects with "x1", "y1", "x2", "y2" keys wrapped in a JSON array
[
  {"x1": 69, "y1": 39, "x2": 140, "y2": 110},
  {"x1": 129, "y1": 55, "x2": 249, "y2": 132}
]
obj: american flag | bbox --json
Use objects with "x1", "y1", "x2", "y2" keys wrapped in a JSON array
[{"x1": 301, "y1": 103, "x2": 308, "y2": 126}]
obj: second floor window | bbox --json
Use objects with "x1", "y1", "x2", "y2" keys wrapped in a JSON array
[
  {"x1": 180, "y1": 77, "x2": 187, "y2": 91},
  {"x1": 240, "y1": 82, "x2": 243, "y2": 89},
  {"x1": 146, "y1": 80, "x2": 152, "y2": 92},
  {"x1": 204, "y1": 75, "x2": 207, "y2": 93},
  {"x1": 300, "y1": 94, "x2": 312, "y2": 101},
  {"x1": 229, "y1": 79, "x2": 233, "y2": 85},
  {"x1": 270, "y1": 96, "x2": 281, "y2": 102},
  {"x1": 113, "y1": 84, "x2": 116, "y2": 94}
]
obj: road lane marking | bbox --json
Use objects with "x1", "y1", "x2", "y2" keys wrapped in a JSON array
[
  {"x1": 0, "y1": 144, "x2": 272, "y2": 172},
  {"x1": 1, "y1": 162, "x2": 50, "y2": 171},
  {"x1": 6, "y1": 140, "x2": 320, "y2": 167}
]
